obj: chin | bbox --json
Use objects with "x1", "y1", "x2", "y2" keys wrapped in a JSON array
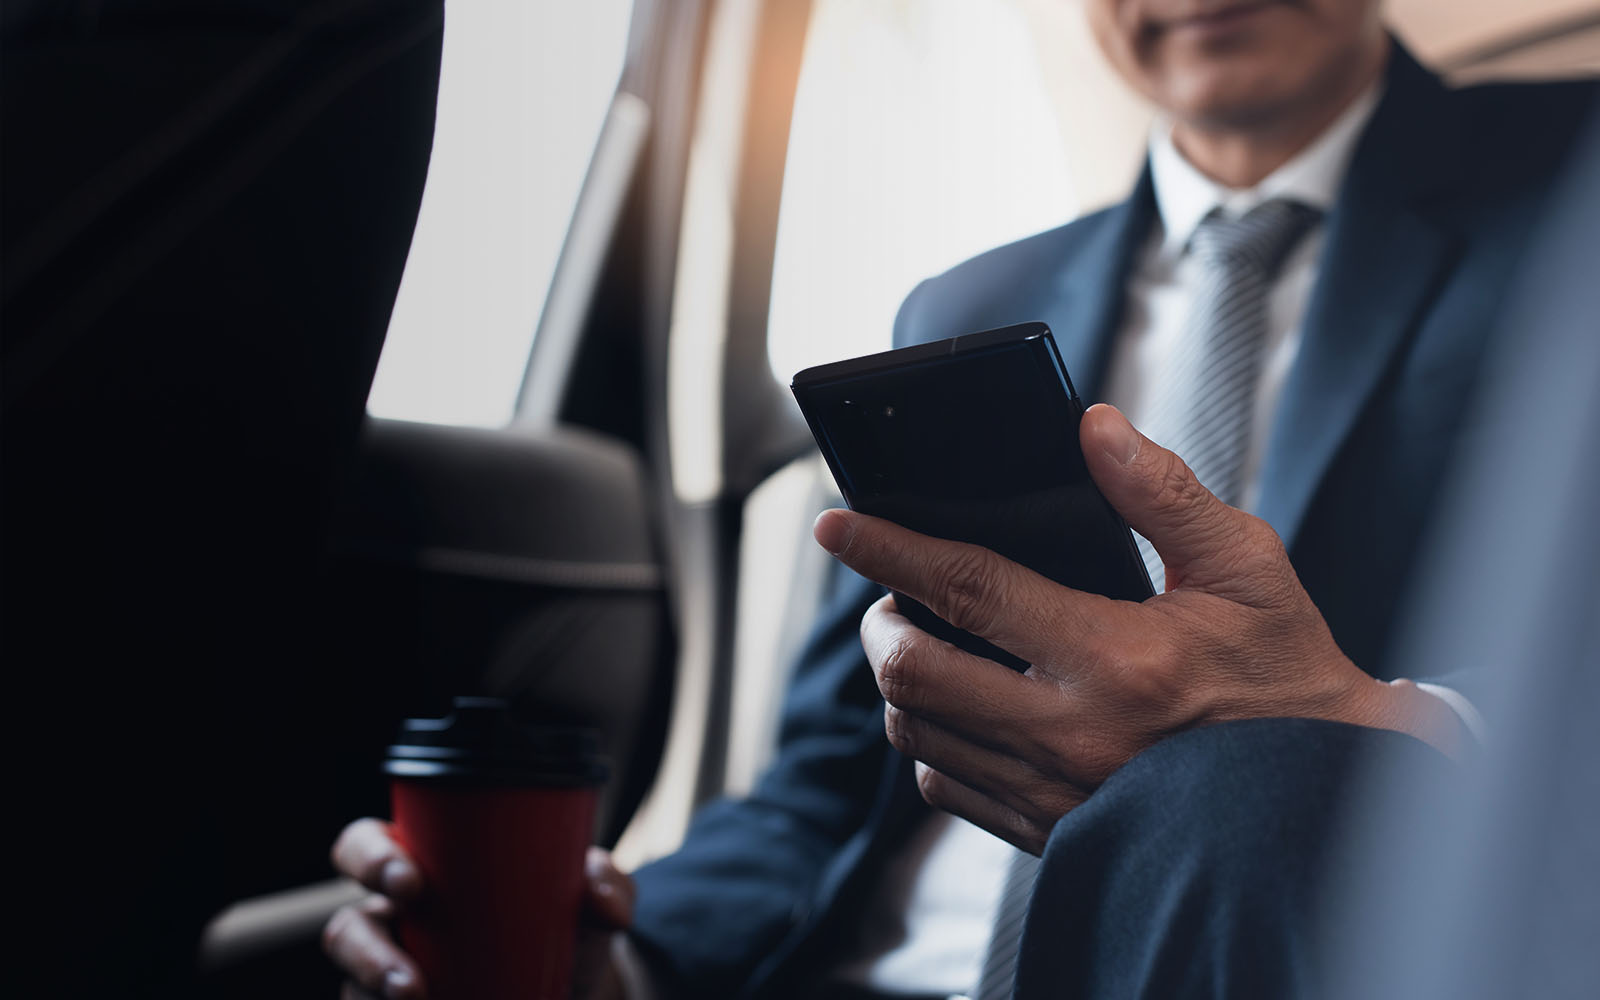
[{"x1": 1158, "y1": 57, "x2": 1325, "y2": 130}]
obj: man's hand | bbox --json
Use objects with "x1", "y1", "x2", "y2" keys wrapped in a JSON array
[
  {"x1": 324, "y1": 819, "x2": 636, "y2": 999},
  {"x1": 814, "y1": 403, "x2": 1468, "y2": 854}
]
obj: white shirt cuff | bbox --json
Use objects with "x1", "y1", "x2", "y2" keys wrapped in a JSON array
[{"x1": 1415, "y1": 681, "x2": 1487, "y2": 746}]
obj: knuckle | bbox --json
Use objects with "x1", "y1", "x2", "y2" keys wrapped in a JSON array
[
  {"x1": 1223, "y1": 514, "x2": 1300, "y2": 600},
  {"x1": 1151, "y1": 450, "x2": 1204, "y2": 509},
  {"x1": 322, "y1": 905, "x2": 356, "y2": 958},
  {"x1": 585, "y1": 845, "x2": 612, "y2": 881},
  {"x1": 1137, "y1": 632, "x2": 1183, "y2": 679},
  {"x1": 1134, "y1": 643, "x2": 1187, "y2": 705},
  {"x1": 1096, "y1": 632, "x2": 1185, "y2": 710},
  {"x1": 915, "y1": 764, "x2": 948, "y2": 807},
  {"x1": 330, "y1": 822, "x2": 363, "y2": 874},
  {"x1": 1233, "y1": 511, "x2": 1283, "y2": 558},
  {"x1": 883, "y1": 705, "x2": 915, "y2": 754},
  {"x1": 876, "y1": 633, "x2": 923, "y2": 707},
  {"x1": 330, "y1": 830, "x2": 348, "y2": 871},
  {"x1": 1246, "y1": 513, "x2": 1287, "y2": 554},
  {"x1": 333, "y1": 818, "x2": 390, "y2": 885},
  {"x1": 1021, "y1": 822, "x2": 1050, "y2": 857},
  {"x1": 938, "y1": 546, "x2": 1003, "y2": 634},
  {"x1": 1247, "y1": 517, "x2": 1294, "y2": 577}
]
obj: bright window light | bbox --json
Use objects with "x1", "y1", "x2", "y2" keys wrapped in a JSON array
[
  {"x1": 767, "y1": 0, "x2": 1081, "y2": 383},
  {"x1": 368, "y1": 1, "x2": 634, "y2": 428}
]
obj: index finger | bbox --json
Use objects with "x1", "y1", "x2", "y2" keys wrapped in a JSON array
[
  {"x1": 861, "y1": 592, "x2": 1035, "y2": 743},
  {"x1": 331, "y1": 819, "x2": 423, "y2": 901},
  {"x1": 814, "y1": 508, "x2": 1101, "y2": 661}
]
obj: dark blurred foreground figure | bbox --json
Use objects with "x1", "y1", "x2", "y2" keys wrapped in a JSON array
[
  {"x1": 2, "y1": 1, "x2": 442, "y2": 994},
  {"x1": 1318, "y1": 106, "x2": 1600, "y2": 1000}
]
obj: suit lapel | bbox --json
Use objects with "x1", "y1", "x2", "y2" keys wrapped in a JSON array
[
  {"x1": 1049, "y1": 169, "x2": 1157, "y2": 401},
  {"x1": 1255, "y1": 47, "x2": 1464, "y2": 547}
]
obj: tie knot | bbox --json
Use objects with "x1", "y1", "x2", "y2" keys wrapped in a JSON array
[{"x1": 1189, "y1": 198, "x2": 1321, "y2": 277}]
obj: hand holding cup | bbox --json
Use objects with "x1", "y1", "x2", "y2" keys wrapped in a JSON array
[{"x1": 325, "y1": 698, "x2": 618, "y2": 999}]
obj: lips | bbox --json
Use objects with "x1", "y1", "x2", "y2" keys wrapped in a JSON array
[{"x1": 1156, "y1": 0, "x2": 1277, "y2": 34}]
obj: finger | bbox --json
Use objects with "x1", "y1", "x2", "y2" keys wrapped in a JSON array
[
  {"x1": 1079, "y1": 404, "x2": 1273, "y2": 589},
  {"x1": 815, "y1": 509, "x2": 1102, "y2": 658},
  {"x1": 885, "y1": 703, "x2": 1083, "y2": 824},
  {"x1": 323, "y1": 898, "x2": 426, "y2": 1000},
  {"x1": 331, "y1": 819, "x2": 423, "y2": 901},
  {"x1": 913, "y1": 762, "x2": 1052, "y2": 856},
  {"x1": 861, "y1": 594, "x2": 1041, "y2": 739},
  {"x1": 584, "y1": 847, "x2": 635, "y2": 929}
]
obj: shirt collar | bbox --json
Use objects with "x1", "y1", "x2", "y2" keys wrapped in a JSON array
[{"x1": 1147, "y1": 83, "x2": 1383, "y2": 257}]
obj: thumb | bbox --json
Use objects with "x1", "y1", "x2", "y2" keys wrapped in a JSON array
[
  {"x1": 583, "y1": 847, "x2": 636, "y2": 930},
  {"x1": 1079, "y1": 404, "x2": 1253, "y2": 589}
]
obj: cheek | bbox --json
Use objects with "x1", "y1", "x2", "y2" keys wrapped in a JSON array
[
  {"x1": 1311, "y1": 0, "x2": 1381, "y2": 36},
  {"x1": 1087, "y1": 0, "x2": 1161, "y2": 100}
]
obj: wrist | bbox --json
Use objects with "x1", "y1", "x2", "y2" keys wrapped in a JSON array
[{"x1": 1350, "y1": 677, "x2": 1471, "y2": 759}]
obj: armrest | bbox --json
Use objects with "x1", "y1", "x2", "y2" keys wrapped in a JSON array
[{"x1": 197, "y1": 878, "x2": 366, "y2": 975}]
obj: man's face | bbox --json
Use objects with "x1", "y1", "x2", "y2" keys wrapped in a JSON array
[{"x1": 1085, "y1": 0, "x2": 1387, "y2": 130}]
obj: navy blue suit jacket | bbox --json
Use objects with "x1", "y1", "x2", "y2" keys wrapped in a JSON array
[{"x1": 631, "y1": 48, "x2": 1596, "y2": 999}]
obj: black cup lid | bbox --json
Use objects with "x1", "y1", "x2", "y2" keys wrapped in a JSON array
[{"x1": 384, "y1": 697, "x2": 608, "y2": 786}]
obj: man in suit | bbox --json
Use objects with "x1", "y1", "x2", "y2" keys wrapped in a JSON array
[{"x1": 326, "y1": 3, "x2": 1596, "y2": 997}]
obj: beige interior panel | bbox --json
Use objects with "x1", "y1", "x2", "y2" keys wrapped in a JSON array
[{"x1": 1388, "y1": 0, "x2": 1600, "y2": 66}]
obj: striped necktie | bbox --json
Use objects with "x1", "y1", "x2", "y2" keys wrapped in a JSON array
[
  {"x1": 1135, "y1": 198, "x2": 1322, "y2": 591},
  {"x1": 972, "y1": 848, "x2": 1040, "y2": 1000}
]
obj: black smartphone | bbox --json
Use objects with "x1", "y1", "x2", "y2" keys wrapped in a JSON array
[{"x1": 791, "y1": 321, "x2": 1154, "y2": 670}]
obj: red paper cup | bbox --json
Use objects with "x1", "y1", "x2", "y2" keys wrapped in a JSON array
[{"x1": 385, "y1": 698, "x2": 607, "y2": 1000}]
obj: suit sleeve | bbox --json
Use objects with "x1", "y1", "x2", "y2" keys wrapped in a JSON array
[
  {"x1": 627, "y1": 553, "x2": 889, "y2": 995},
  {"x1": 625, "y1": 282, "x2": 940, "y2": 995}
]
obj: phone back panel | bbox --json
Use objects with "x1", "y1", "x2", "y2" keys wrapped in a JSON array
[{"x1": 792, "y1": 323, "x2": 1153, "y2": 669}]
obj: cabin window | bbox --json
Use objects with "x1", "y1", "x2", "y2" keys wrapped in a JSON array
[
  {"x1": 368, "y1": 1, "x2": 635, "y2": 428},
  {"x1": 765, "y1": 0, "x2": 1151, "y2": 383}
]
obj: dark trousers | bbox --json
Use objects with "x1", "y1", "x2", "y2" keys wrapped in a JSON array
[{"x1": 1014, "y1": 718, "x2": 1451, "y2": 1000}]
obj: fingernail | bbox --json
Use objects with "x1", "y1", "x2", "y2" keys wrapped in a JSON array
[
  {"x1": 381, "y1": 858, "x2": 417, "y2": 898},
  {"x1": 384, "y1": 967, "x2": 415, "y2": 998},
  {"x1": 813, "y1": 509, "x2": 852, "y2": 554},
  {"x1": 1098, "y1": 406, "x2": 1141, "y2": 466}
]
